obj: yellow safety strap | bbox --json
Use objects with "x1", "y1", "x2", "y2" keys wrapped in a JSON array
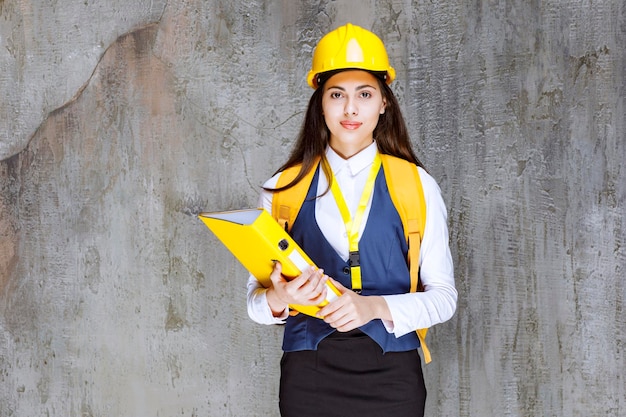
[
  {"x1": 273, "y1": 158, "x2": 321, "y2": 232},
  {"x1": 380, "y1": 154, "x2": 430, "y2": 363},
  {"x1": 328, "y1": 153, "x2": 381, "y2": 292}
]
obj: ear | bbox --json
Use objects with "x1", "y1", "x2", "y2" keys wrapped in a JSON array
[{"x1": 380, "y1": 99, "x2": 387, "y2": 114}]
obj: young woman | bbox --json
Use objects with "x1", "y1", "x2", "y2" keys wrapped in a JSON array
[{"x1": 246, "y1": 23, "x2": 457, "y2": 417}]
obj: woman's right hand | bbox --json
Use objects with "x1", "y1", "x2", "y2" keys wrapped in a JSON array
[{"x1": 265, "y1": 262, "x2": 328, "y2": 315}]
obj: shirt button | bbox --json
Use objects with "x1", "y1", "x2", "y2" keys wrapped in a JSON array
[{"x1": 342, "y1": 266, "x2": 350, "y2": 275}]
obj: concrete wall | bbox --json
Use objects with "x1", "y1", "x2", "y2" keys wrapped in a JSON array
[{"x1": 1, "y1": 1, "x2": 624, "y2": 416}]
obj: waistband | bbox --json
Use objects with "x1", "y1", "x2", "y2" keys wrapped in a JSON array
[{"x1": 325, "y1": 329, "x2": 367, "y2": 340}]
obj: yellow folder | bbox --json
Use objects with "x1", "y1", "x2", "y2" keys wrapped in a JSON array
[{"x1": 198, "y1": 208, "x2": 341, "y2": 317}]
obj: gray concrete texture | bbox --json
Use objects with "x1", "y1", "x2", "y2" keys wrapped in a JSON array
[{"x1": 0, "y1": 0, "x2": 624, "y2": 415}]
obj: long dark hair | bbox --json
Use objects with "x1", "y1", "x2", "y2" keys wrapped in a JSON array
[{"x1": 266, "y1": 72, "x2": 425, "y2": 192}]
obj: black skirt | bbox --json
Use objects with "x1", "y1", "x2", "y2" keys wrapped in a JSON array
[{"x1": 279, "y1": 330, "x2": 426, "y2": 417}]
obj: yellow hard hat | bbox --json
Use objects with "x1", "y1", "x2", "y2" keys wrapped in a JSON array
[{"x1": 307, "y1": 23, "x2": 396, "y2": 89}]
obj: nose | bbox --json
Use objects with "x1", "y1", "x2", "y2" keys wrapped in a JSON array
[{"x1": 344, "y1": 99, "x2": 358, "y2": 116}]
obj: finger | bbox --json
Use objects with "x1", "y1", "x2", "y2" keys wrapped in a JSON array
[
  {"x1": 336, "y1": 320, "x2": 359, "y2": 332},
  {"x1": 299, "y1": 269, "x2": 325, "y2": 296},
  {"x1": 309, "y1": 271, "x2": 328, "y2": 293},
  {"x1": 316, "y1": 295, "x2": 342, "y2": 318},
  {"x1": 269, "y1": 261, "x2": 283, "y2": 285},
  {"x1": 326, "y1": 302, "x2": 361, "y2": 330},
  {"x1": 325, "y1": 310, "x2": 353, "y2": 330},
  {"x1": 290, "y1": 265, "x2": 318, "y2": 286},
  {"x1": 310, "y1": 286, "x2": 328, "y2": 304}
]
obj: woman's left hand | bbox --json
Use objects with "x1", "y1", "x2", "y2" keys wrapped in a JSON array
[{"x1": 316, "y1": 278, "x2": 392, "y2": 332}]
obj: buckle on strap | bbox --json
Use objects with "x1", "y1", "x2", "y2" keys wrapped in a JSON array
[{"x1": 348, "y1": 251, "x2": 360, "y2": 267}]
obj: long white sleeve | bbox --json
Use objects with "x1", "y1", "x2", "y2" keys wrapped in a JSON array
[{"x1": 381, "y1": 168, "x2": 457, "y2": 336}]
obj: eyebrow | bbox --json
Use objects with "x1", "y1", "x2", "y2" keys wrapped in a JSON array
[{"x1": 326, "y1": 84, "x2": 378, "y2": 91}]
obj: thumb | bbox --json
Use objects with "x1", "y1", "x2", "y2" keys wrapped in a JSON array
[{"x1": 269, "y1": 261, "x2": 283, "y2": 285}]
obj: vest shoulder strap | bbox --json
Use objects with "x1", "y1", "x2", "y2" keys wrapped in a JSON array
[
  {"x1": 379, "y1": 154, "x2": 426, "y2": 290},
  {"x1": 271, "y1": 157, "x2": 321, "y2": 232},
  {"x1": 379, "y1": 154, "x2": 431, "y2": 363}
]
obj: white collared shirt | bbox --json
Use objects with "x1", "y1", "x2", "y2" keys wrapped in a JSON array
[{"x1": 247, "y1": 142, "x2": 457, "y2": 337}]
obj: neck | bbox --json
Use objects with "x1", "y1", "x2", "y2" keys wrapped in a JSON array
[{"x1": 329, "y1": 140, "x2": 373, "y2": 160}]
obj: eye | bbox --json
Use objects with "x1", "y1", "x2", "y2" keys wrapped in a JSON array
[
  {"x1": 359, "y1": 91, "x2": 372, "y2": 99},
  {"x1": 329, "y1": 91, "x2": 343, "y2": 99}
]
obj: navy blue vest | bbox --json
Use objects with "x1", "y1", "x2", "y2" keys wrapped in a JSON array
[{"x1": 281, "y1": 166, "x2": 421, "y2": 353}]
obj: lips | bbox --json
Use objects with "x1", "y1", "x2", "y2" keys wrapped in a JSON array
[{"x1": 340, "y1": 121, "x2": 362, "y2": 130}]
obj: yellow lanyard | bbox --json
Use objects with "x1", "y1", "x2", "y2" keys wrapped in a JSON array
[{"x1": 329, "y1": 153, "x2": 381, "y2": 292}]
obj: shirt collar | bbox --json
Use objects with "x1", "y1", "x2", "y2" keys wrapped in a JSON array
[{"x1": 325, "y1": 141, "x2": 378, "y2": 177}]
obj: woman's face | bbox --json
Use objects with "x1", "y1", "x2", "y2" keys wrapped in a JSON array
[{"x1": 321, "y1": 70, "x2": 386, "y2": 159}]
